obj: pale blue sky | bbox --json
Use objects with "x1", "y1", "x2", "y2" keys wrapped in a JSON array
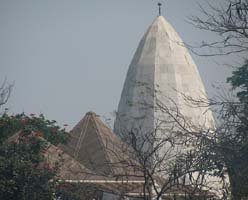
[{"x1": 0, "y1": 0, "x2": 235, "y2": 128}]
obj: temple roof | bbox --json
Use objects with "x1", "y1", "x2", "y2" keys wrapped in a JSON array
[{"x1": 61, "y1": 112, "x2": 138, "y2": 177}]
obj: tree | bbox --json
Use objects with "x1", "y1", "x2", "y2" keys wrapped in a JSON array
[
  {"x1": 188, "y1": 1, "x2": 248, "y2": 198},
  {"x1": 189, "y1": 0, "x2": 248, "y2": 56},
  {"x1": 0, "y1": 79, "x2": 13, "y2": 114},
  {"x1": 0, "y1": 113, "x2": 69, "y2": 200},
  {"x1": 220, "y1": 60, "x2": 248, "y2": 199},
  {"x1": 119, "y1": 129, "x2": 219, "y2": 200},
  {"x1": 113, "y1": 95, "x2": 224, "y2": 200},
  {"x1": 182, "y1": 59, "x2": 248, "y2": 200},
  {"x1": 227, "y1": 59, "x2": 248, "y2": 102},
  {"x1": 0, "y1": 137, "x2": 58, "y2": 200}
]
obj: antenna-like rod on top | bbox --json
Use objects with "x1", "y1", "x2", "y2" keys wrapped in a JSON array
[{"x1": 158, "y1": 2, "x2": 162, "y2": 16}]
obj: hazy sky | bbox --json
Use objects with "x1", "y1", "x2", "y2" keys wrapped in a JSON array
[{"x1": 0, "y1": 0, "x2": 236, "y2": 128}]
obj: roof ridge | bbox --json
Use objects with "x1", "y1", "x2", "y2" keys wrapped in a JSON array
[
  {"x1": 91, "y1": 114, "x2": 114, "y2": 175},
  {"x1": 73, "y1": 114, "x2": 90, "y2": 159}
]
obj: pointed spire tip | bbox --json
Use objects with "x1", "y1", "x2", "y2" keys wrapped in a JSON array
[{"x1": 157, "y1": 2, "x2": 162, "y2": 16}]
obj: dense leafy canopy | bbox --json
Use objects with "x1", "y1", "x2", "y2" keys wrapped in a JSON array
[
  {"x1": 206, "y1": 60, "x2": 248, "y2": 199},
  {"x1": 0, "y1": 113, "x2": 68, "y2": 145},
  {"x1": 0, "y1": 113, "x2": 69, "y2": 200},
  {"x1": 227, "y1": 60, "x2": 248, "y2": 103},
  {"x1": 225, "y1": 60, "x2": 248, "y2": 198}
]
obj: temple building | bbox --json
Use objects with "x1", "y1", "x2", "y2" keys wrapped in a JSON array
[{"x1": 46, "y1": 11, "x2": 220, "y2": 200}]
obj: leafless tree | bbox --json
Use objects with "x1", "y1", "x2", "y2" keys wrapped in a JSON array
[
  {"x1": 113, "y1": 94, "x2": 227, "y2": 200},
  {"x1": 187, "y1": 2, "x2": 248, "y2": 198},
  {"x1": 180, "y1": 76, "x2": 248, "y2": 200},
  {"x1": 0, "y1": 79, "x2": 13, "y2": 113},
  {"x1": 188, "y1": 0, "x2": 248, "y2": 56}
]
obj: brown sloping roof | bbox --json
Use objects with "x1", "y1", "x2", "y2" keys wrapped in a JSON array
[
  {"x1": 61, "y1": 112, "x2": 140, "y2": 178},
  {"x1": 45, "y1": 144, "x2": 145, "y2": 196},
  {"x1": 7, "y1": 130, "x2": 110, "y2": 181},
  {"x1": 45, "y1": 144, "x2": 105, "y2": 181}
]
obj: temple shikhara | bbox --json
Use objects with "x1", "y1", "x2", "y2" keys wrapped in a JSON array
[{"x1": 46, "y1": 8, "x2": 221, "y2": 200}]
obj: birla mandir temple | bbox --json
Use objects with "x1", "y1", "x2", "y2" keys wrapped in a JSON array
[{"x1": 45, "y1": 7, "x2": 224, "y2": 200}]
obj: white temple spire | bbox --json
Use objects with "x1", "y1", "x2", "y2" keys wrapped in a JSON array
[{"x1": 114, "y1": 16, "x2": 215, "y2": 141}]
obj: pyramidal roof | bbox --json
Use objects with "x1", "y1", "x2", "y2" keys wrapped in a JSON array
[
  {"x1": 61, "y1": 112, "x2": 136, "y2": 177},
  {"x1": 114, "y1": 16, "x2": 215, "y2": 137}
]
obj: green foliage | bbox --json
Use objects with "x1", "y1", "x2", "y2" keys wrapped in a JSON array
[
  {"x1": 0, "y1": 139, "x2": 57, "y2": 200},
  {"x1": 209, "y1": 60, "x2": 248, "y2": 199},
  {"x1": 227, "y1": 60, "x2": 248, "y2": 103},
  {"x1": 0, "y1": 113, "x2": 69, "y2": 145},
  {"x1": 190, "y1": 60, "x2": 248, "y2": 199},
  {"x1": 224, "y1": 60, "x2": 248, "y2": 199},
  {"x1": 0, "y1": 113, "x2": 69, "y2": 200}
]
